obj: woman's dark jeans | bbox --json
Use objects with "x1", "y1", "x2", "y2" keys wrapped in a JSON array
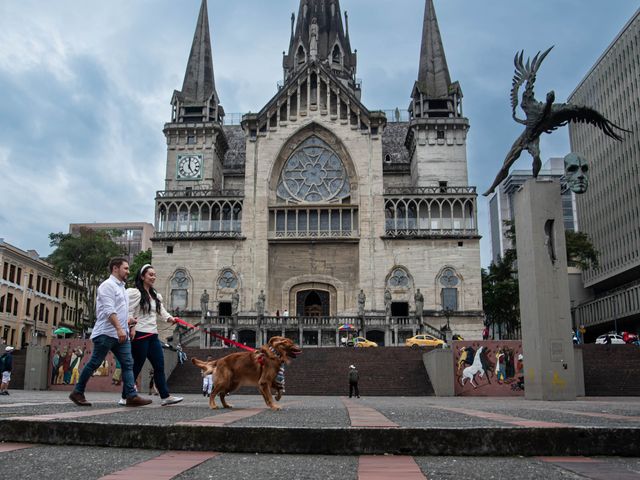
[{"x1": 123, "y1": 332, "x2": 170, "y2": 399}]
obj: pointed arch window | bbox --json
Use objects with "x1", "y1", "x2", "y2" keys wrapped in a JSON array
[
  {"x1": 296, "y1": 45, "x2": 306, "y2": 65},
  {"x1": 439, "y1": 268, "x2": 460, "y2": 311},
  {"x1": 218, "y1": 269, "x2": 238, "y2": 289},
  {"x1": 170, "y1": 269, "x2": 190, "y2": 310},
  {"x1": 388, "y1": 268, "x2": 410, "y2": 288},
  {"x1": 332, "y1": 44, "x2": 342, "y2": 65},
  {"x1": 277, "y1": 136, "x2": 351, "y2": 204}
]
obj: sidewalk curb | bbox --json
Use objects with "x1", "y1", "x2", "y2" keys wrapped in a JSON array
[{"x1": 1, "y1": 420, "x2": 639, "y2": 456}]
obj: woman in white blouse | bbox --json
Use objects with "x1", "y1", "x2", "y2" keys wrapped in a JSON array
[{"x1": 121, "y1": 264, "x2": 183, "y2": 406}]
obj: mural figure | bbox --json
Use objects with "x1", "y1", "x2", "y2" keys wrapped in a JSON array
[
  {"x1": 457, "y1": 346, "x2": 475, "y2": 374},
  {"x1": 460, "y1": 346, "x2": 488, "y2": 388},
  {"x1": 69, "y1": 347, "x2": 84, "y2": 384},
  {"x1": 495, "y1": 349, "x2": 506, "y2": 384},
  {"x1": 51, "y1": 348, "x2": 61, "y2": 385}
]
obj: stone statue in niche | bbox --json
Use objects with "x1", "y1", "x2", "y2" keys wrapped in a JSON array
[
  {"x1": 231, "y1": 289, "x2": 240, "y2": 316},
  {"x1": 384, "y1": 289, "x2": 392, "y2": 318},
  {"x1": 414, "y1": 288, "x2": 424, "y2": 319},
  {"x1": 357, "y1": 289, "x2": 366, "y2": 317},
  {"x1": 256, "y1": 290, "x2": 266, "y2": 317}
]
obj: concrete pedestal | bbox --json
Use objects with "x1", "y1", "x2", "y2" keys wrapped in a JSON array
[
  {"x1": 24, "y1": 345, "x2": 50, "y2": 390},
  {"x1": 514, "y1": 180, "x2": 576, "y2": 400}
]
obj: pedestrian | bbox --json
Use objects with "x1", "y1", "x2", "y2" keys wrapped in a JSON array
[
  {"x1": 0, "y1": 346, "x2": 14, "y2": 395},
  {"x1": 276, "y1": 309, "x2": 280, "y2": 318},
  {"x1": 283, "y1": 309, "x2": 289, "y2": 317},
  {"x1": 202, "y1": 355, "x2": 214, "y2": 397},
  {"x1": 516, "y1": 353, "x2": 524, "y2": 390},
  {"x1": 482, "y1": 325, "x2": 489, "y2": 341},
  {"x1": 176, "y1": 343, "x2": 187, "y2": 364},
  {"x1": 348, "y1": 364, "x2": 360, "y2": 398},
  {"x1": 120, "y1": 264, "x2": 183, "y2": 407},
  {"x1": 69, "y1": 257, "x2": 152, "y2": 407}
]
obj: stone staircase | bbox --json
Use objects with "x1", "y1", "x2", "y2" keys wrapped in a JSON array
[{"x1": 168, "y1": 346, "x2": 435, "y2": 396}]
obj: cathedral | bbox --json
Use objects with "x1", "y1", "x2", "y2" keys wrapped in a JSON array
[{"x1": 151, "y1": 0, "x2": 484, "y2": 347}]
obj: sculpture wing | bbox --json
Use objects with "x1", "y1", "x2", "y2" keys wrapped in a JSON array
[
  {"x1": 511, "y1": 47, "x2": 554, "y2": 122},
  {"x1": 543, "y1": 104, "x2": 630, "y2": 141},
  {"x1": 483, "y1": 132, "x2": 527, "y2": 196}
]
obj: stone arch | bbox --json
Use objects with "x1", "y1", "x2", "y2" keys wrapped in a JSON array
[
  {"x1": 268, "y1": 122, "x2": 359, "y2": 205},
  {"x1": 434, "y1": 265, "x2": 465, "y2": 311},
  {"x1": 385, "y1": 265, "x2": 415, "y2": 305},
  {"x1": 281, "y1": 274, "x2": 345, "y2": 315},
  {"x1": 168, "y1": 268, "x2": 193, "y2": 311}
]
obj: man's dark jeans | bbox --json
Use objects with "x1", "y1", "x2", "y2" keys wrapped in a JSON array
[
  {"x1": 125, "y1": 333, "x2": 170, "y2": 399},
  {"x1": 73, "y1": 335, "x2": 137, "y2": 398},
  {"x1": 349, "y1": 382, "x2": 360, "y2": 398}
]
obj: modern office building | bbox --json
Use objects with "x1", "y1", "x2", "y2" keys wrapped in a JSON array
[
  {"x1": 150, "y1": 0, "x2": 484, "y2": 347},
  {"x1": 488, "y1": 158, "x2": 577, "y2": 264},
  {"x1": 568, "y1": 8, "x2": 640, "y2": 335}
]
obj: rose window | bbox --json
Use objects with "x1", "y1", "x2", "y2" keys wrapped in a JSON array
[{"x1": 277, "y1": 136, "x2": 350, "y2": 203}]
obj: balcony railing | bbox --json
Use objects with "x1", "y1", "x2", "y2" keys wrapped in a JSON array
[
  {"x1": 268, "y1": 205, "x2": 359, "y2": 241},
  {"x1": 384, "y1": 186, "x2": 476, "y2": 195},
  {"x1": 156, "y1": 189, "x2": 243, "y2": 199}
]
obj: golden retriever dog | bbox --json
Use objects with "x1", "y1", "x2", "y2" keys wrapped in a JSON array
[{"x1": 192, "y1": 336, "x2": 301, "y2": 411}]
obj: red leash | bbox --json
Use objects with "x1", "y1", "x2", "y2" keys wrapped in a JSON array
[{"x1": 173, "y1": 317, "x2": 256, "y2": 352}]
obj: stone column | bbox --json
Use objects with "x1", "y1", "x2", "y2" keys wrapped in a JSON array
[{"x1": 514, "y1": 179, "x2": 576, "y2": 401}]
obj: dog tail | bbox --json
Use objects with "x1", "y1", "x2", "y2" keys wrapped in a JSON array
[{"x1": 192, "y1": 357, "x2": 218, "y2": 375}]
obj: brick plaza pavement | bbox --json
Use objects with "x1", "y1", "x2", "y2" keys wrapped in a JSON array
[{"x1": 1, "y1": 391, "x2": 640, "y2": 479}]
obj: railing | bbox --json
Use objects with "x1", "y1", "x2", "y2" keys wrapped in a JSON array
[
  {"x1": 152, "y1": 230, "x2": 243, "y2": 241},
  {"x1": 268, "y1": 206, "x2": 359, "y2": 241},
  {"x1": 384, "y1": 228, "x2": 478, "y2": 239},
  {"x1": 156, "y1": 189, "x2": 243, "y2": 199},
  {"x1": 385, "y1": 186, "x2": 476, "y2": 195}
]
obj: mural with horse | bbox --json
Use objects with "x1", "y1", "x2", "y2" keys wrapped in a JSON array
[{"x1": 453, "y1": 340, "x2": 524, "y2": 396}]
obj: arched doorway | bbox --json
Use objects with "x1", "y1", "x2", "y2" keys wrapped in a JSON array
[
  {"x1": 237, "y1": 329, "x2": 256, "y2": 348},
  {"x1": 367, "y1": 330, "x2": 385, "y2": 346},
  {"x1": 296, "y1": 289, "x2": 330, "y2": 316}
]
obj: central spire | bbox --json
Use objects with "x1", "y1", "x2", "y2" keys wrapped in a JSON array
[
  {"x1": 283, "y1": 0, "x2": 357, "y2": 88},
  {"x1": 171, "y1": 0, "x2": 223, "y2": 123}
]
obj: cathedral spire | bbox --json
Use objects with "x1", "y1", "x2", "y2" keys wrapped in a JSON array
[
  {"x1": 171, "y1": 0, "x2": 223, "y2": 123},
  {"x1": 417, "y1": 0, "x2": 451, "y2": 98},
  {"x1": 283, "y1": 0, "x2": 357, "y2": 88},
  {"x1": 410, "y1": 0, "x2": 462, "y2": 119}
]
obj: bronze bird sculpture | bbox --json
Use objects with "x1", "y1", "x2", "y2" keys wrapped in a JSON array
[{"x1": 484, "y1": 46, "x2": 629, "y2": 196}]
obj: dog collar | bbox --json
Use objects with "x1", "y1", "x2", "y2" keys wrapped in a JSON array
[{"x1": 268, "y1": 345, "x2": 282, "y2": 359}]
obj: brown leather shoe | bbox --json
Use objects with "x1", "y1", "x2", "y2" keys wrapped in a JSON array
[
  {"x1": 125, "y1": 395, "x2": 152, "y2": 407},
  {"x1": 69, "y1": 391, "x2": 92, "y2": 407}
]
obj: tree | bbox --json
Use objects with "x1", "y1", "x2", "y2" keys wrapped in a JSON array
[
  {"x1": 128, "y1": 248, "x2": 152, "y2": 286},
  {"x1": 48, "y1": 228, "x2": 124, "y2": 330},
  {"x1": 482, "y1": 249, "x2": 520, "y2": 339},
  {"x1": 565, "y1": 230, "x2": 599, "y2": 270}
]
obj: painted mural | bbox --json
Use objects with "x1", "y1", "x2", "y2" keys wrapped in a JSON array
[
  {"x1": 49, "y1": 338, "x2": 122, "y2": 393},
  {"x1": 453, "y1": 340, "x2": 524, "y2": 396}
]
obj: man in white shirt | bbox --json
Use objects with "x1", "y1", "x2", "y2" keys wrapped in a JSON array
[{"x1": 69, "y1": 257, "x2": 152, "y2": 407}]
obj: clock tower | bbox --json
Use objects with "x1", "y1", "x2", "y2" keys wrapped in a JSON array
[{"x1": 162, "y1": 0, "x2": 226, "y2": 191}]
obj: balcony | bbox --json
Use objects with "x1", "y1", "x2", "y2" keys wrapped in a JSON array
[
  {"x1": 384, "y1": 186, "x2": 479, "y2": 239},
  {"x1": 268, "y1": 205, "x2": 359, "y2": 242}
]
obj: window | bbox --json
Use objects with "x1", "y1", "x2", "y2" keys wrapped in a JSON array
[
  {"x1": 218, "y1": 270, "x2": 238, "y2": 289},
  {"x1": 29, "y1": 274, "x2": 33, "y2": 289},
  {"x1": 26, "y1": 298, "x2": 31, "y2": 316},
  {"x1": 439, "y1": 181, "x2": 448, "y2": 193},
  {"x1": 9, "y1": 264, "x2": 15, "y2": 283},
  {"x1": 170, "y1": 270, "x2": 190, "y2": 310},
  {"x1": 187, "y1": 135, "x2": 196, "y2": 145},
  {"x1": 387, "y1": 268, "x2": 410, "y2": 288},
  {"x1": 2, "y1": 262, "x2": 7, "y2": 280},
  {"x1": 16, "y1": 267, "x2": 22, "y2": 285},
  {"x1": 276, "y1": 136, "x2": 351, "y2": 203},
  {"x1": 166, "y1": 245, "x2": 174, "y2": 254},
  {"x1": 442, "y1": 288, "x2": 458, "y2": 311},
  {"x1": 437, "y1": 130, "x2": 445, "y2": 140}
]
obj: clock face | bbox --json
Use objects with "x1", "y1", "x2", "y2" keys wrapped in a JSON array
[{"x1": 177, "y1": 154, "x2": 203, "y2": 179}]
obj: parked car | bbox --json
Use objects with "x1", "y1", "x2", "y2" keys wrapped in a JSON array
[
  {"x1": 595, "y1": 333, "x2": 626, "y2": 345},
  {"x1": 348, "y1": 336, "x2": 378, "y2": 348},
  {"x1": 405, "y1": 334, "x2": 444, "y2": 348}
]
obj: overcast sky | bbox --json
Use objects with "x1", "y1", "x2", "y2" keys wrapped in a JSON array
[{"x1": 0, "y1": 0, "x2": 637, "y2": 267}]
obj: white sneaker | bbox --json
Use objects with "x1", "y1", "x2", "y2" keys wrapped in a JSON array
[
  {"x1": 117, "y1": 398, "x2": 126, "y2": 406},
  {"x1": 161, "y1": 395, "x2": 184, "y2": 406}
]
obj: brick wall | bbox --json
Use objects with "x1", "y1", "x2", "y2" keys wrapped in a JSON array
[
  {"x1": 168, "y1": 346, "x2": 435, "y2": 396},
  {"x1": 581, "y1": 344, "x2": 640, "y2": 396}
]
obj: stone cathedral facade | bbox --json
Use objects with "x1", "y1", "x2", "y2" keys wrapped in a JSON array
[{"x1": 151, "y1": 0, "x2": 483, "y2": 347}]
